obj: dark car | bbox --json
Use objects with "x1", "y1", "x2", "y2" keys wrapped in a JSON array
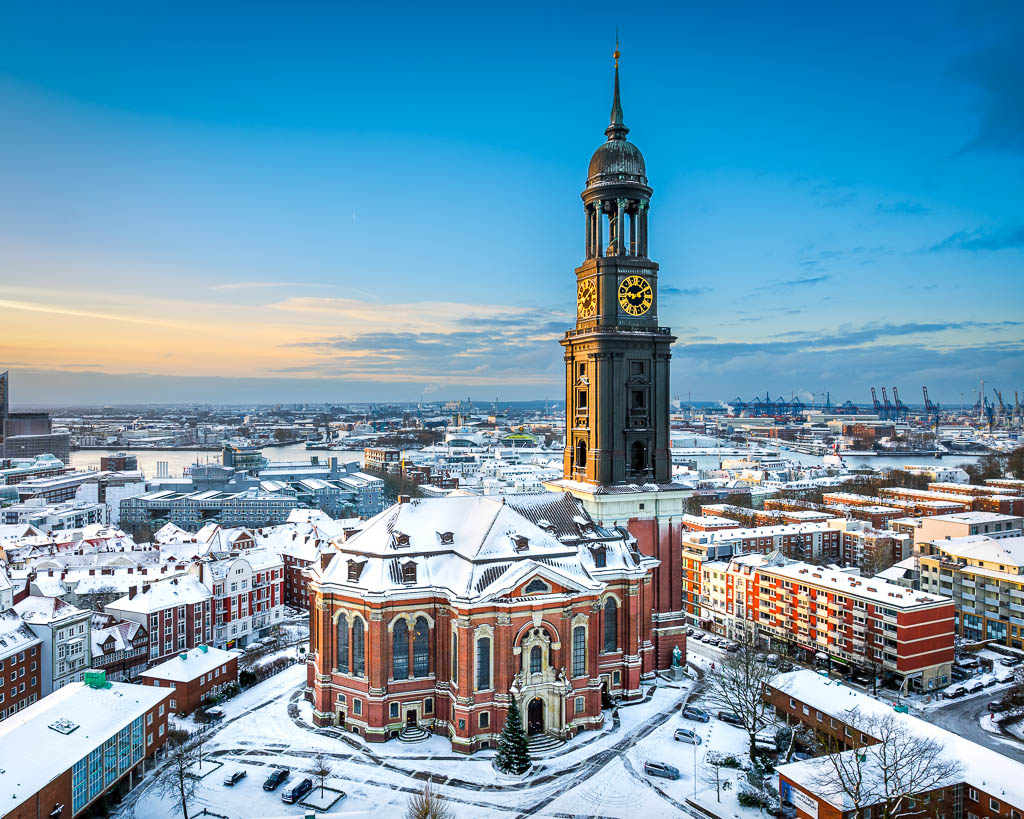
[
  {"x1": 717, "y1": 711, "x2": 743, "y2": 726},
  {"x1": 223, "y1": 770, "x2": 247, "y2": 787},
  {"x1": 1000, "y1": 656, "x2": 1023, "y2": 667},
  {"x1": 686, "y1": 627, "x2": 694, "y2": 636},
  {"x1": 682, "y1": 705, "x2": 711, "y2": 722},
  {"x1": 281, "y1": 777, "x2": 313, "y2": 804},
  {"x1": 779, "y1": 660, "x2": 794, "y2": 672},
  {"x1": 989, "y1": 700, "x2": 1010, "y2": 713},
  {"x1": 263, "y1": 769, "x2": 290, "y2": 791},
  {"x1": 644, "y1": 761, "x2": 681, "y2": 780},
  {"x1": 852, "y1": 673, "x2": 872, "y2": 686}
]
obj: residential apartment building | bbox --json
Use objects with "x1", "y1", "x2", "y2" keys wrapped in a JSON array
[
  {"x1": 703, "y1": 553, "x2": 954, "y2": 690},
  {"x1": 881, "y1": 486, "x2": 1024, "y2": 516},
  {"x1": 0, "y1": 609, "x2": 42, "y2": 721},
  {"x1": 1, "y1": 501, "x2": 106, "y2": 532},
  {"x1": 104, "y1": 575, "x2": 213, "y2": 663},
  {"x1": 0, "y1": 454, "x2": 68, "y2": 486},
  {"x1": 120, "y1": 487, "x2": 300, "y2": 534},
  {"x1": 772, "y1": 670, "x2": 1024, "y2": 819},
  {"x1": 140, "y1": 644, "x2": 238, "y2": 714},
  {"x1": 14, "y1": 596, "x2": 92, "y2": 695},
  {"x1": 891, "y1": 511, "x2": 1023, "y2": 546},
  {"x1": 822, "y1": 490, "x2": 966, "y2": 517},
  {"x1": 190, "y1": 550, "x2": 284, "y2": 649},
  {"x1": 918, "y1": 534, "x2": 1024, "y2": 647},
  {"x1": 837, "y1": 521, "x2": 911, "y2": 569},
  {"x1": 0, "y1": 674, "x2": 170, "y2": 819},
  {"x1": 683, "y1": 521, "x2": 843, "y2": 564},
  {"x1": 90, "y1": 613, "x2": 149, "y2": 682},
  {"x1": 362, "y1": 447, "x2": 401, "y2": 474}
]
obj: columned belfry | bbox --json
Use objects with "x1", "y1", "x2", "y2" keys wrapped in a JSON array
[{"x1": 562, "y1": 48, "x2": 675, "y2": 486}]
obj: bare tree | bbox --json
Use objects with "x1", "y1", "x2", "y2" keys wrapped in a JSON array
[
  {"x1": 405, "y1": 782, "x2": 454, "y2": 819},
  {"x1": 701, "y1": 752, "x2": 733, "y2": 802},
  {"x1": 812, "y1": 710, "x2": 963, "y2": 819},
  {"x1": 155, "y1": 728, "x2": 201, "y2": 819},
  {"x1": 779, "y1": 712, "x2": 819, "y2": 763},
  {"x1": 311, "y1": 750, "x2": 333, "y2": 798},
  {"x1": 702, "y1": 642, "x2": 778, "y2": 760}
]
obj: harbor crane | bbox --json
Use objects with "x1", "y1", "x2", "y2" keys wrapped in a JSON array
[
  {"x1": 892, "y1": 387, "x2": 909, "y2": 422},
  {"x1": 994, "y1": 390, "x2": 1007, "y2": 425},
  {"x1": 922, "y1": 386, "x2": 940, "y2": 430},
  {"x1": 881, "y1": 387, "x2": 893, "y2": 421},
  {"x1": 871, "y1": 387, "x2": 883, "y2": 419}
]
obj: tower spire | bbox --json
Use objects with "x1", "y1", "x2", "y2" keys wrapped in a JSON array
[{"x1": 606, "y1": 33, "x2": 629, "y2": 141}]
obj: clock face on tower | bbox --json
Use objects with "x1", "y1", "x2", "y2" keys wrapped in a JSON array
[
  {"x1": 617, "y1": 275, "x2": 653, "y2": 316},
  {"x1": 577, "y1": 279, "x2": 597, "y2": 318}
]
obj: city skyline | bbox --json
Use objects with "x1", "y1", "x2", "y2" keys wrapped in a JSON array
[{"x1": 2, "y1": 2, "x2": 1022, "y2": 405}]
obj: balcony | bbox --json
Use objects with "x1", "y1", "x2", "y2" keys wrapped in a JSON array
[{"x1": 960, "y1": 578, "x2": 976, "y2": 589}]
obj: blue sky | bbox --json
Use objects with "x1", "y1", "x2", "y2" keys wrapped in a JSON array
[{"x1": 1, "y1": 0, "x2": 1021, "y2": 406}]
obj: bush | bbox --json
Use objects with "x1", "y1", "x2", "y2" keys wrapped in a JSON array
[{"x1": 239, "y1": 669, "x2": 257, "y2": 689}]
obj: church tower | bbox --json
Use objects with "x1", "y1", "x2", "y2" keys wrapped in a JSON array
[
  {"x1": 547, "y1": 49, "x2": 689, "y2": 673},
  {"x1": 561, "y1": 48, "x2": 675, "y2": 486}
]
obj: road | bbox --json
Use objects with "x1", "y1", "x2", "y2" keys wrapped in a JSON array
[{"x1": 925, "y1": 694, "x2": 1024, "y2": 764}]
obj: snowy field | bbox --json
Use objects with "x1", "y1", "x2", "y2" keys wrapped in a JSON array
[{"x1": 119, "y1": 663, "x2": 766, "y2": 819}]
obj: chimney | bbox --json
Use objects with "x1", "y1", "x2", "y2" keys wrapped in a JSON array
[
  {"x1": 398, "y1": 495, "x2": 410, "y2": 504},
  {"x1": 142, "y1": 583, "x2": 151, "y2": 594},
  {"x1": 129, "y1": 586, "x2": 138, "y2": 600}
]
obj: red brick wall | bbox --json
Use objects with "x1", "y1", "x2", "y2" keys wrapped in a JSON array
[{"x1": 0, "y1": 642, "x2": 41, "y2": 722}]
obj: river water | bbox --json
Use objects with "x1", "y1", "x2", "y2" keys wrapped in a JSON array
[{"x1": 70, "y1": 441, "x2": 982, "y2": 478}]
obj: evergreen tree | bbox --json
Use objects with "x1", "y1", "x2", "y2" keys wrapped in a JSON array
[{"x1": 494, "y1": 700, "x2": 532, "y2": 775}]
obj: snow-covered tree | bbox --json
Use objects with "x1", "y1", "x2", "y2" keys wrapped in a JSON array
[
  {"x1": 405, "y1": 783, "x2": 453, "y2": 819},
  {"x1": 493, "y1": 700, "x2": 531, "y2": 775},
  {"x1": 703, "y1": 642, "x2": 778, "y2": 760},
  {"x1": 154, "y1": 728, "x2": 201, "y2": 819}
]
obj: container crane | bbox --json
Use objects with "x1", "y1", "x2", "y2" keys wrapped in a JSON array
[
  {"x1": 871, "y1": 387, "x2": 882, "y2": 418},
  {"x1": 892, "y1": 387, "x2": 908, "y2": 422},
  {"x1": 994, "y1": 390, "x2": 1006, "y2": 425},
  {"x1": 881, "y1": 387, "x2": 893, "y2": 421},
  {"x1": 922, "y1": 386, "x2": 940, "y2": 430}
]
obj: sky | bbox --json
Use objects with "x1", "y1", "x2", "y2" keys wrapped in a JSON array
[{"x1": 1, "y1": 0, "x2": 1022, "y2": 407}]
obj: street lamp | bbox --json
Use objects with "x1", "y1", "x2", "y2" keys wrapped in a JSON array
[{"x1": 896, "y1": 672, "x2": 921, "y2": 705}]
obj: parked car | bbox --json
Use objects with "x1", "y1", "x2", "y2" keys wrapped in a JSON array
[
  {"x1": 778, "y1": 660, "x2": 794, "y2": 672},
  {"x1": 686, "y1": 627, "x2": 694, "y2": 636},
  {"x1": 995, "y1": 667, "x2": 1015, "y2": 684},
  {"x1": 725, "y1": 642, "x2": 741, "y2": 653},
  {"x1": 223, "y1": 770, "x2": 247, "y2": 787},
  {"x1": 792, "y1": 751, "x2": 813, "y2": 762},
  {"x1": 989, "y1": 700, "x2": 1010, "y2": 713},
  {"x1": 852, "y1": 673, "x2": 872, "y2": 686},
  {"x1": 674, "y1": 727, "x2": 702, "y2": 744},
  {"x1": 644, "y1": 761, "x2": 681, "y2": 780},
  {"x1": 978, "y1": 674, "x2": 997, "y2": 688},
  {"x1": 956, "y1": 657, "x2": 980, "y2": 670},
  {"x1": 281, "y1": 777, "x2": 313, "y2": 804},
  {"x1": 964, "y1": 678, "x2": 985, "y2": 694},
  {"x1": 263, "y1": 769, "x2": 290, "y2": 791},
  {"x1": 706, "y1": 636, "x2": 721, "y2": 647},
  {"x1": 682, "y1": 706, "x2": 711, "y2": 723},
  {"x1": 717, "y1": 711, "x2": 743, "y2": 726},
  {"x1": 942, "y1": 684, "x2": 967, "y2": 699},
  {"x1": 1000, "y1": 656, "x2": 1023, "y2": 667},
  {"x1": 203, "y1": 706, "x2": 226, "y2": 722},
  {"x1": 766, "y1": 654, "x2": 780, "y2": 668},
  {"x1": 691, "y1": 632, "x2": 704, "y2": 642}
]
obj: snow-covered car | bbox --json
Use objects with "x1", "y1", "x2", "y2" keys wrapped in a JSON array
[
  {"x1": 778, "y1": 659, "x2": 793, "y2": 671},
  {"x1": 223, "y1": 770, "x2": 247, "y2": 786},
  {"x1": 644, "y1": 761, "x2": 681, "y2": 779},
  {"x1": 263, "y1": 769, "x2": 290, "y2": 791},
  {"x1": 691, "y1": 632, "x2": 705, "y2": 641},
  {"x1": 1000, "y1": 656, "x2": 1023, "y2": 667},
  {"x1": 682, "y1": 706, "x2": 711, "y2": 722},
  {"x1": 792, "y1": 751, "x2": 813, "y2": 761},
  {"x1": 686, "y1": 627, "x2": 695, "y2": 636},
  {"x1": 964, "y1": 678, "x2": 985, "y2": 694},
  {"x1": 942, "y1": 684, "x2": 967, "y2": 699},
  {"x1": 203, "y1": 706, "x2": 225, "y2": 721},
  {"x1": 766, "y1": 654, "x2": 780, "y2": 667},
  {"x1": 674, "y1": 727, "x2": 702, "y2": 744},
  {"x1": 995, "y1": 667, "x2": 1015, "y2": 684},
  {"x1": 989, "y1": 700, "x2": 1010, "y2": 713},
  {"x1": 978, "y1": 674, "x2": 997, "y2": 688},
  {"x1": 717, "y1": 711, "x2": 743, "y2": 726}
]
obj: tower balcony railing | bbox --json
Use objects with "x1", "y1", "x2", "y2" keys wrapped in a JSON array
[{"x1": 565, "y1": 325, "x2": 673, "y2": 339}]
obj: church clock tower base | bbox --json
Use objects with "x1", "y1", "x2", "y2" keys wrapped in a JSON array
[{"x1": 543, "y1": 480, "x2": 691, "y2": 671}]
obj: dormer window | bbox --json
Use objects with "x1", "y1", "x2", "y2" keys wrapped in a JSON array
[
  {"x1": 401, "y1": 562, "x2": 417, "y2": 584},
  {"x1": 393, "y1": 532, "x2": 410, "y2": 548},
  {"x1": 524, "y1": 578, "x2": 550, "y2": 595},
  {"x1": 438, "y1": 531, "x2": 454, "y2": 545},
  {"x1": 347, "y1": 560, "x2": 364, "y2": 582},
  {"x1": 512, "y1": 535, "x2": 529, "y2": 552},
  {"x1": 590, "y1": 545, "x2": 607, "y2": 568}
]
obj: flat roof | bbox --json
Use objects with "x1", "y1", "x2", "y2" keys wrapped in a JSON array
[
  {"x1": 140, "y1": 645, "x2": 238, "y2": 682},
  {"x1": 0, "y1": 681, "x2": 170, "y2": 807}
]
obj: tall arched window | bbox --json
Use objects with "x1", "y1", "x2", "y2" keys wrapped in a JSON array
[
  {"x1": 413, "y1": 616, "x2": 429, "y2": 678},
  {"x1": 392, "y1": 619, "x2": 409, "y2": 680},
  {"x1": 575, "y1": 440, "x2": 587, "y2": 470},
  {"x1": 336, "y1": 613, "x2": 349, "y2": 673},
  {"x1": 476, "y1": 637, "x2": 491, "y2": 690},
  {"x1": 530, "y1": 645, "x2": 542, "y2": 673},
  {"x1": 572, "y1": 626, "x2": 586, "y2": 677},
  {"x1": 451, "y1": 631, "x2": 458, "y2": 682},
  {"x1": 630, "y1": 441, "x2": 647, "y2": 475},
  {"x1": 603, "y1": 598, "x2": 618, "y2": 653},
  {"x1": 352, "y1": 618, "x2": 365, "y2": 677}
]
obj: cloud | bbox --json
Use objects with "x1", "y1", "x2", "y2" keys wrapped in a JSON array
[
  {"x1": 875, "y1": 201, "x2": 929, "y2": 215},
  {"x1": 780, "y1": 275, "x2": 830, "y2": 287},
  {"x1": 661, "y1": 286, "x2": 712, "y2": 297},
  {"x1": 209, "y1": 281, "x2": 335, "y2": 291},
  {"x1": 930, "y1": 225, "x2": 1024, "y2": 251}
]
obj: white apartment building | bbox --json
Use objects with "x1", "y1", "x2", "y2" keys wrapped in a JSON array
[
  {"x1": 14, "y1": 595, "x2": 93, "y2": 694},
  {"x1": 189, "y1": 550, "x2": 284, "y2": 650}
]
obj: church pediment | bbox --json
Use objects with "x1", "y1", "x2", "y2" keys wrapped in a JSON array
[{"x1": 476, "y1": 560, "x2": 599, "y2": 601}]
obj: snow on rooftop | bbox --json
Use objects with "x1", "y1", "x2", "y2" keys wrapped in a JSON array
[
  {"x1": 774, "y1": 669, "x2": 1024, "y2": 808},
  {"x1": 929, "y1": 534, "x2": 1024, "y2": 568},
  {"x1": 106, "y1": 575, "x2": 211, "y2": 613},
  {"x1": 141, "y1": 644, "x2": 238, "y2": 682},
  {"x1": 0, "y1": 681, "x2": 170, "y2": 807}
]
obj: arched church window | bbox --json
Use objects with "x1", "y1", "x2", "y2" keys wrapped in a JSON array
[
  {"x1": 476, "y1": 637, "x2": 491, "y2": 690},
  {"x1": 451, "y1": 631, "x2": 458, "y2": 682},
  {"x1": 336, "y1": 613, "x2": 349, "y2": 673},
  {"x1": 604, "y1": 598, "x2": 618, "y2": 653},
  {"x1": 572, "y1": 626, "x2": 586, "y2": 677},
  {"x1": 352, "y1": 618, "x2": 365, "y2": 677},
  {"x1": 576, "y1": 440, "x2": 587, "y2": 470},
  {"x1": 392, "y1": 619, "x2": 409, "y2": 680},
  {"x1": 530, "y1": 645, "x2": 542, "y2": 674},
  {"x1": 524, "y1": 578, "x2": 550, "y2": 595},
  {"x1": 413, "y1": 616, "x2": 429, "y2": 678}
]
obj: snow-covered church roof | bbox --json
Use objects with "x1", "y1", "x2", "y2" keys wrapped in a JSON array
[{"x1": 312, "y1": 494, "x2": 655, "y2": 604}]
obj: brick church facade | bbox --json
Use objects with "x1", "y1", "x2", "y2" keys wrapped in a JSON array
[{"x1": 306, "y1": 52, "x2": 690, "y2": 753}]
